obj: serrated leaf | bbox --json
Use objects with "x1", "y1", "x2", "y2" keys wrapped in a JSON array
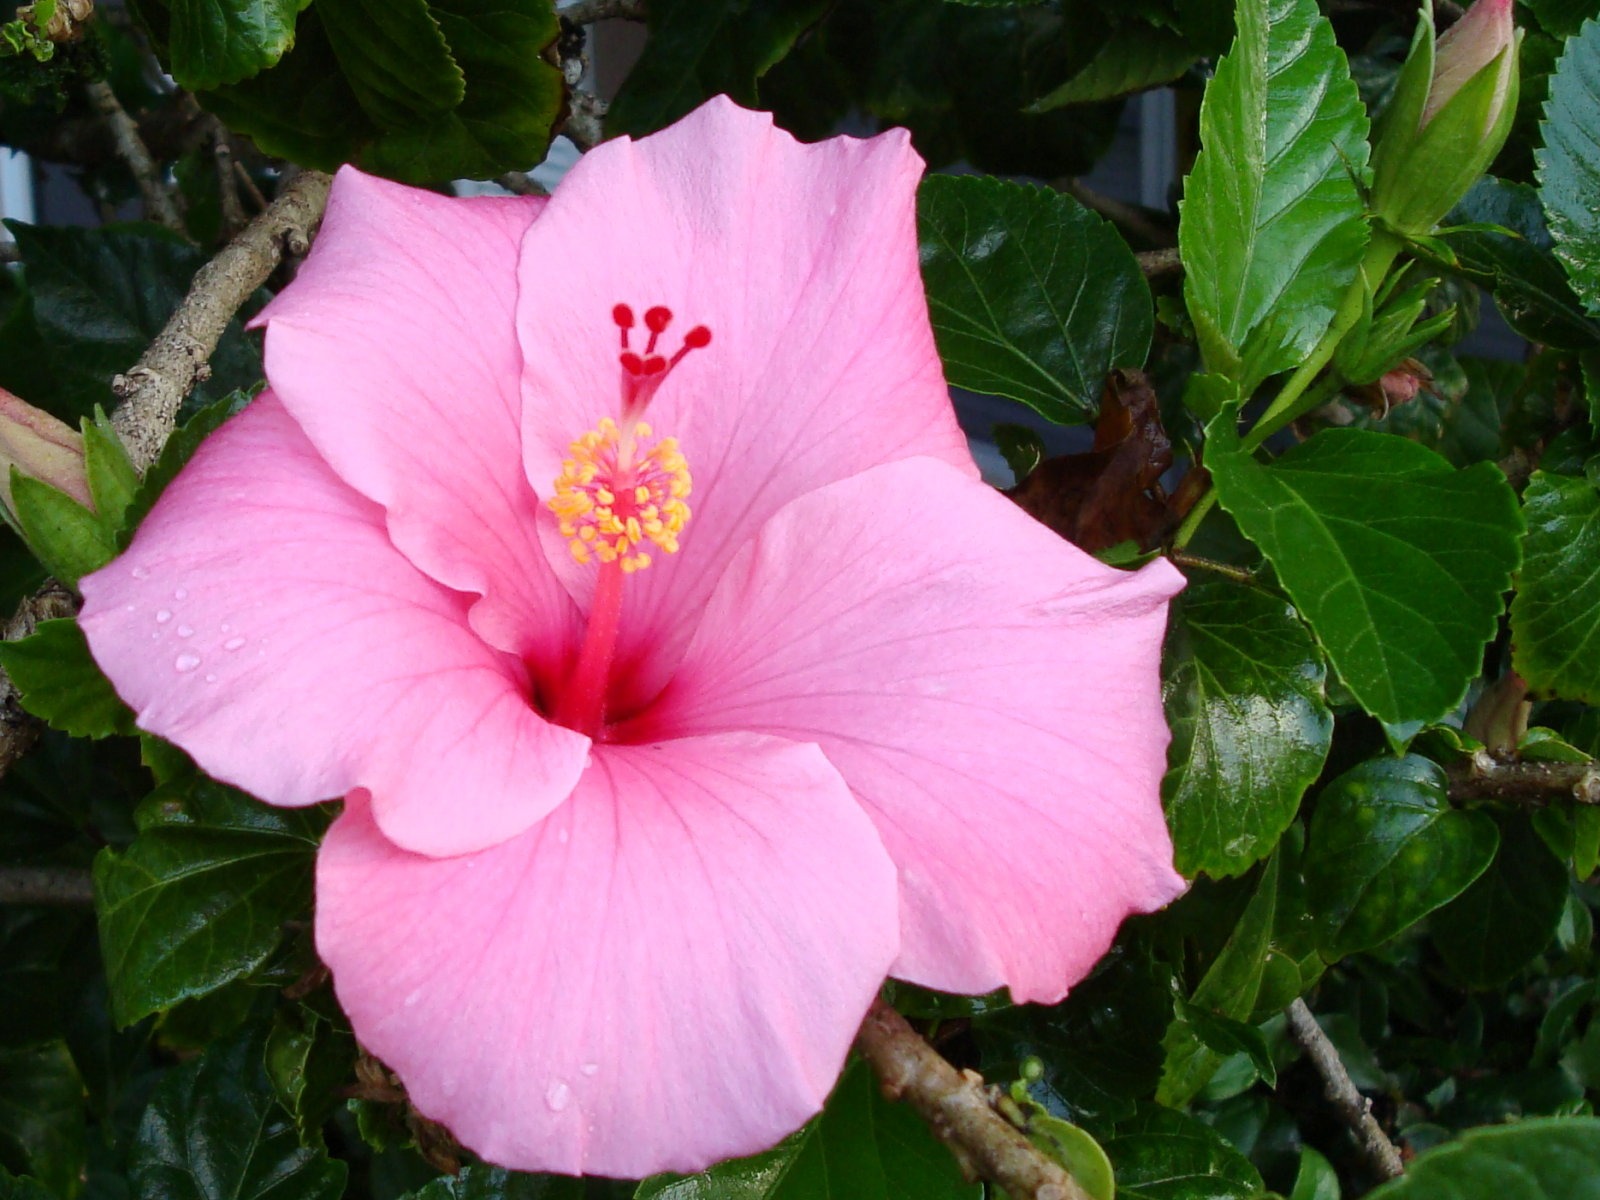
[
  {"x1": 403, "y1": 1167, "x2": 583, "y2": 1199},
  {"x1": 1365, "y1": 1117, "x2": 1600, "y2": 1200},
  {"x1": 5, "y1": 222, "x2": 266, "y2": 422},
  {"x1": 608, "y1": 0, "x2": 829, "y2": 137},
  {"x1": 1029, "y1": 27, "x2": 1200, "y2": 108},
  {"x1": 636, "y1": 1059, "x2": 980, "y2": 1200},
  {"x1": 0, "y1": 619, "x2": 134, "y2": 739},
  {"x1": 1432, "y1": 814, "x2": 1570, "y2": 987},
  {"x1": 94, "y1": 777, "x2": 325, "y2": 1027},
  {"x1": 203, "y1": 0, "x2": 562, "y2": 184},
  {"x1": 132, "y1": 1024, "x2": 346, "y2": 1200},
  {"x1": 317, "y1": 0, "x2": 463, "y2": 128},
  {"x1": 1523, "y1": 0, "x2": 1600, "y2": 37},
  {"x1": 1305, "y1": 755, "x2": 1499, "y2": 959},
  {"x1": 1208, "y1": 421, "x2": 1522, "y2": 727},
  {"x1": 1538, "y1": 18, "x2": 1600, "y2": 316},
  {"x1": 1102, "y1": 1107, "x2": 1264, "y2": 1200},
  {"x1": 1512, "y1": 470, "x2": 1600, "y2": 703},
  {"x1": 1179, "y1": 0, "x2": 1370, "y2": 389},
  {"x1": 918, "y1": 175, "x2": 1152, "y2": 424},
  {"x1": 1161, "y1": 578, "x2": 1332, "y2": 879},
  {"x1": 8, "y1": 473, "x2": 116, "y2": 586},
  {"x1": 167, "y1": 0, "x2": 309, "y2": 89}
]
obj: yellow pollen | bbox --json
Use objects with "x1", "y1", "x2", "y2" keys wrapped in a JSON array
[{"x1": 550, "y1": 417, "x2": 692, "y2": 573}]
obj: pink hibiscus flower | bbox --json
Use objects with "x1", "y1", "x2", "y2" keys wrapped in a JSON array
[{"x1": 79, "y1": 98, "x2": 1185, "y2": 1177}]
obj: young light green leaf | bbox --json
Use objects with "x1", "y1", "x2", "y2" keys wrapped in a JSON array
[
  {"x1": 1207, "y1": 421, "x2": 1522, "y2": 727},
  {"x1": 1364, "y1": 1117, "x2": 1600, "y2": 1200},
  {"x1": 1537, "y1": 17, "x2": 1600, "y2": 316},
  {"x1": 1161, "y1": 578, "x2": 1332, "y2": 879},
  {"x1": 1431, "y1": 814, "x2": 1570, "y2": 987},
  {"x1": 8, "y1": 472, "x2": 117, "y2": 586},
  {"x1": 80, "y1": 415, "x2": 138, "y2": 534},
  {"x1": 0, "y1": 619, "x2": 135, "y2": 739},
  {"x1": 1288, "y1": 1147, "x2": 1339, "y2": 1200},
  {"x1": 132, "y1": 1025, "x2": 347, "y2": 1200},
  {"x1": 1512, "y1": 470, "x2": 1600, "y2": 703},
  {"x1": 1179, "y1": 0, "x2": 1370, "y2": 389},
  {"x1": 918, "y1": 176, "x2": 1152, "y2": 424},
  {"x1": 636, "y1": 1059, "x2": 980, "y2": 1200},
  {"x1": 94, "y1": 777, "x2": 326, "y2": 1027},
  {"x1": 1305, "y1": 755, "x2": 1499, "y2": 959}
]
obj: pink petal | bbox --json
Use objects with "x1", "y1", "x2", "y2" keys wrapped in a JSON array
[
  {"x1": 315, "y1": 732, "x2": 899, "y2": 1176},
  {"x1": 256, "y1": 167, "x2": 578, "y2": 675},
  {"x1": 514, "y1": 97, "x2": 975, "y2": 706},
  {"x1": 78, "y1": 395, "x2": 588, "y2": 857},
  {"x1": 653, "y1": 457, "x2": 1187, "y2": 1003}
]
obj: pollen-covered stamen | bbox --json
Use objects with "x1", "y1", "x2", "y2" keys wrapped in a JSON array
[{"x1": 549, "y1": 418, "x2": 692, "y2": 575}]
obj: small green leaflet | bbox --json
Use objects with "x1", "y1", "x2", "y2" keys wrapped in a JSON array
[
  {"x1": 1179, "y1": 0, "x2": 1370, "y2": 390},
  {"x1": 1365, "y1": 1117, "x2": 1600, "y2": 1200},
  {"x1": 1512, "y1": 470, "x2": 1600, "y2": 703},
  {"x1": 0, "y1": 619, "x2": 134, "y2": 740},
  {"x1": 1537, "y1": 17, "x2": 1600, "y2": 316}
]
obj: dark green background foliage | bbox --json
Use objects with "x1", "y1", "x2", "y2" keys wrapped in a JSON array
[{"x1": 2, "y1": 0, "x2": 1600, "y2": 1198}]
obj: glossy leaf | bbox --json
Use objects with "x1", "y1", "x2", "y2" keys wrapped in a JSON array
[
  {"x1": 403, "y1": 1168, "x2": 584, "y2": 1199},
  {"x1": 1432, "y1": 814, "x2": 1570, "y2": 987},
  {"x1": 131, "y1": 1025, "x2": 347, "y2": 1200},
  {"x1": 317, "y1": 0, "x2": 462, "y2": 128},
  {"x1": 1365, "y1": 1117, "x2": 1600, "y2": 1200},
  {"x1": 1512, "y1": 470, "x2": 1600, "y2": 703},
  {"x1": 1179, "y1": 0, "x2": 1370, "y2": 389},
  {"x1": 636, "y1": 1059, "x2": 980, "y2": 1200},
  {"x1": 1102, "y1": 1107, "x2": 1264, "y2": 1200},
  {"x1": 166, "y1": 0, "x2": 309, "y2": 89},
  {"x1": 94, "y1": 777, "x2": 325, "y2": 1026},
  {"x1": 0, "y1": 619, "x2": 135, "y2": 739},
  {"x1": 263, "y1": 1007, "x2": 356, "y2": 1146},
  {"x1": 918, "y1": 175, "x2": 1152, "y2": 424},
  {"x1": 7, "y1": 473, "x2": 115, "y2": 586},
  {"x1": 79, "y1": 417, "x2": 138, "y2": 535},
  {"x1": 1029, "y1": 29, "x2": 1200, "y2": 108},
  {"x1": 1537, "y1": 18, "x2": 1600, "y2": 316},
  {"x1": 1208, "y1": 422, "x2": 1522, "y2": 727},
  {"x1": 1161, "y1": 578, "x2": 1332, "y2": 878},
  {"x1": 1176, "y1": 1002, "x2": 1277, "y2": 1088},
  {"x1": 1305, "y1": 755, "x2": 1499, "y2": 959},
  {"x1": 1288, "y1": 1147, "x2": 1339, "y2": 1200},
  {"x1": 608, "y1": 0, "x2": 829, "y2": 137}
]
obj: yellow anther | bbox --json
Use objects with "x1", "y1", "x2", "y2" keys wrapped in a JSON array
[{"x1": 549, "y1": 416, "x2": 692, "y2": 573}]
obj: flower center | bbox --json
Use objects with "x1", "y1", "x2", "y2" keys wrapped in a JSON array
[{"x1": 546, "y1": 303, "x2": 710, "y2": 737}]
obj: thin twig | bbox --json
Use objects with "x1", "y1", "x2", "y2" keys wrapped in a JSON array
[
  {"x1": 561, "y1": 90, "x2": 609, "y2": 151},
  {"x1": 0, "y1": 866, "x2": 95, "y2": 906},
  {"x1": 557, "y1": 0, "x2": 646, "y2": 22},
  {"x1": 1167, "y1": 551, "x2": 1254, "y2": 583},
  {"x1": 1057, "y1": 179, "x2": 1171, "y2": 249},
  {"x1": 110, "y1": 169, "x2": 332, "y2": 472},
  {"x1": 1138, "y1": 246, "x2": 1182, "y2": 278},
  {"x1": 856, "y1": 999, "x2": 1096, "y2": 1200},
  {"x1": 208, "y1": 116, "x2": 247, "y2": 239},
  {"x1": 84, "y1": 79, "x2": 184, "y2": 233},
  {"x1": 1286, "y1": 998, "x2": 1405, "y2": 1182},
  {"x1": 495, "y1": 171, "x2": 547, "y2": 197},
  {"x1": 1447, "y1": 749, "x2": 1600, "y2": 806},
  {"x1": 0, "y1": 583, "x2": 79, "y2": 779}
]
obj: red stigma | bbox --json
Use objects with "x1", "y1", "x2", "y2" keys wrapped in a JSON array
[
  {"x1": 612, "y1": 301, "x2": 712, "y2": 381},
  {"x1": 612, "y1": 304, "x2": 635, "y2": 328},
  {"x1": 683, "y1": 326, "x2": 711, "y2": 350},
  {"x1": 644, "y1": 306, "x2": 673, "y2": 333}
]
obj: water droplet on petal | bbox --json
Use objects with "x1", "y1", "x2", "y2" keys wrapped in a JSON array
[
  {"x1": 220, "y1": 623, "x2": 231, "y2": 633},
  {"x1": 580, "y1": 1062, "x2": 599, "y2": 1077},
  {"x1": 130, "y1": 566, "x2": 149, "y2": 580},
  {"x1": 545, "y1": 1079, "x2": 571, "y2": 1112},
  {"x1": 173, "y1": 587, "x2": 188, "y2": 600},
  {"x1": 174, "y1": 653, "x2": 201, "y2": 673},
  {"x1": 558, "y1": 828, "x2": 570, "y2": 844},
  {"x1": 223, "y1": 636, "x2": 246, "y2": 651},
  {"x1": 204, "y1": 674, "x2": 217, "y2": 683},
  {"x1": 403, "y1": 988, "x2": 422, "y2": 1008},
  {"x1": 176, "y1": 625, "x2": 195, "y2": 639},
  {"x1": 155, "y1": 609, "x2": 172, "y2": 623}
]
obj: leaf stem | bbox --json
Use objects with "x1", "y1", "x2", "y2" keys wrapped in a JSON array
[{"x1": 1172, "y1": 489, "x2": 1219, "y2": 550}]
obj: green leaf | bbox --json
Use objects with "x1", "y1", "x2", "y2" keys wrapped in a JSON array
[
  {"x1": 607, "y1": 0, "x2": 830, "y2": 137},
  {"x1": 6, "y1": 222, "x2": 266, "y2": 422},
  {"x1": 263, "y1": 1007, "x2": 356, "y2": 1147},
  {"x1": 1512, "y1": 470, "x2": 1600, "y2": 703},
  {"x1": 1017, "y1": 1115, "x2": 1115, "y2": 1200},
  {"x1": 1288, "y1": 1147, "x2": 1339, "y2": 1200},
  {"x1": 403, "y1": 1167, "x2": 584, "y2": 1199},
  {"x1": 1432, "y1": 814, "x2": 1571, "y2": 987},
  {"x1": 636, "y1": 1059, "x2": 980, "y2": 1200},
  {"x1": 132, "y1": 1025, "x2": 347, "y2": 1200},
  {"x1": 0, "y1": 1042, "x2": 85, "y2": 1198},
  {"x1": 917, "y1": 175, "x2": 1152, "y2": 424},
  {"x1": 8, "y1": 473, "x2": 116, "y2": 586},
  {"x1": 80, "y1": 415, "x2": 138, "y2": 535},
  {"x1": 1207, "y1": 422, "x2": 1523, "y2": 727},
  {"x1": 94, "y1": 776, "x2": 326, "y2": 1027},
  {"x1": 1523, "y1": 0, "x2": 1600, "y2": 38},
  {"x1": 993, "y1": 423, "x2": 1045, "y2": 484},
  {"x1": 1365, "y1": 1117, "x2": 1600, "y2": 1200},
  {"x1": 1304, "y1": 755, "x2": 1499, "y2": 959},
  {"x1": 203, "y1": 0, "x2": 562, "y2": 184},
  {"x1": 1538, "y1": 18, "x2": 1600, "y2": 316},
  {"x1": 1102, "y1": 1107, "x2": 1264, "y2": 1200},
  {"x1": 1161, "y1": 577, "x2": 1332, "y2": 878},
  {"x1": 167, "y1": 0, "x2": 310, "y2": 89},
  {"x1": 0, "y1": 1170, "x2": 58, "y2": 1200},
  {"x1": 1179, "y1": 0, "x2": 1370, "y2": 389},
  {"x1": 1028, "y1": 27, "x2": 1200, "y2": 108},
  {"x1": 0, "y1": 619, "x2": 134, "y2": 739},
  {"x1": 1176, "y1": 1002, "x2": 1277, "y2": 1088}
]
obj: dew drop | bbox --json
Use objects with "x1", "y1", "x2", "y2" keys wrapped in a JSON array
[
  {"x1": 130, "y1": 566, "x2": 150, "y2": 580},
  {"x1": 558, "y1": 828, "x2": 570, "y2": 845},
  {"x1": 124, "y1": 604, "x2": 136, "y2": 613},
  {"x1": 403, "y1": 988, "x2": 422, "y2": 1008},
  {"x1": 173, "y1": 587, "x2": 188, "y2": 600},
  {"x1": 220, "y1": 623, "x2": 231, "y2": 633},
  {"x1": 545, "y1": 1079, "x2": 571, "y2": 1112},
  {"x1": 223, "y1": 636, "x2": 247, "y2": 652},
  {"x1": 176, "y1": 625, "x2": 195, "y2": 639},
  {"x1": 204, "y1": 674, "x2": 217, "y2": 683},
  {"x1": 174, "y1": 653, "x2": 201, "y2": 673},
  {"x1": 155, "y1": 609, "x2": 173, "y2": 624},
  {"x1": 580, "y1": 1063, "x2": 599, "y2": 1077}
]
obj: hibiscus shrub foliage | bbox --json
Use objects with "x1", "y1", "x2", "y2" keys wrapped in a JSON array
[{"x1": 2, "y1": 0, "x2": 1600, "y2": 1197}]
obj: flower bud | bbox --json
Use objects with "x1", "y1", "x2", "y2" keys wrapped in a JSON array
[
  {"x1": 0, "y1": 387, "x2": 92, "y2": 524},
  {"x1": 1370, "y1": 0, "x2": 1520, "y2": 236}
]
